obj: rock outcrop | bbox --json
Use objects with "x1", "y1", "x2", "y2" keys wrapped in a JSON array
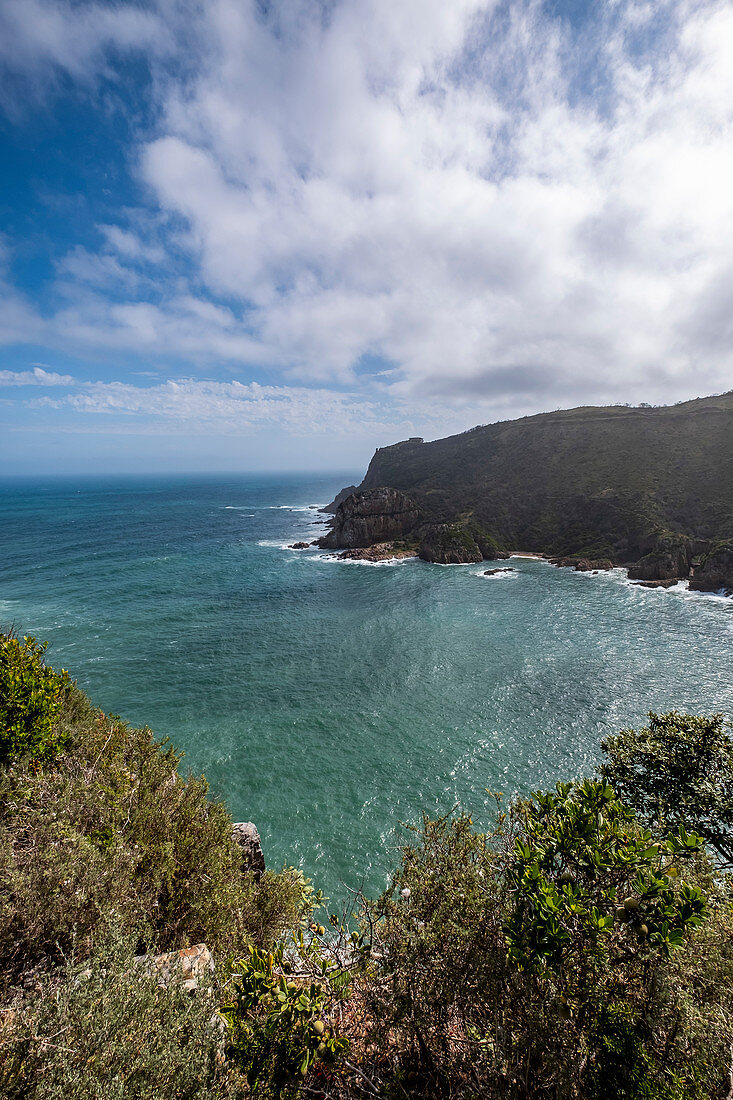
[
  {"x1": 689, "y1": 543, "x2": 733, "y2": 595},
  {"x1": 627, "y1": 535, "x2": 691, "y2": 581},
  {"x1": 550, "y1": 557, "x2": 613, "y2": 570},
  {"x1": 337, "y1": 543, "x2": 416, "y2": 562},
  {"x1": 321, "y1": 485, "x2": 358, "y2": 513},
  {"x1": 419, "y1": 524, "x2": 483, "y2": 564},
  {"x1": 631, "y1": 579, "x2": 680, "y2": 589},
  {"x1": 318, "y1": 488, "x2": 420, "y2": 549},
  {"x1": 135, "y1": 943, "x2": 214, "y2": 992},
  {"x1": 232, "y1": 821, "x2": 266, "y2": 879}
]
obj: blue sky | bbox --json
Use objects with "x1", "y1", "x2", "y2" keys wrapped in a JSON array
[{"x1": 1, "y1": 0, "x2": 732, "y2": 475}]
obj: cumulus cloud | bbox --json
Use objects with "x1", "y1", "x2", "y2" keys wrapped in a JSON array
[
  {"x1": 139, "y1": 0, "x2": 733, "y2": 406},
  {"x1": 3, "y1": 0, "x2": 733, "y2": 428}
]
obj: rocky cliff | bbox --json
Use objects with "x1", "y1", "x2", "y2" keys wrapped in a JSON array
[
  {"x1": 318, "y1": 488, "x2": 420, "y2": 549},
  {"x1": 327, "y1": 393, "x2": 732, "y2": 573},
  {"x1": 689, "y1": 543, "x2": 733, "y2": 595}
]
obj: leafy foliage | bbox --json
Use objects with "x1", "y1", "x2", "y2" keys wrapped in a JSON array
[
  {"x1": 600, "y1": 711, "x2": 733, "y2": 865},
  {"x1": 0, "y1": 633, "x2": 72, "y2": 765},
  {"x1": 222, "y1": 939, "x2": 350, "y2": 1097},
  {"x1": 506, "y1": 779, "x2": 707, "y2": 974},
  {"x1": 368, "y1": 789, "x2": 727, "y2": 1099}
]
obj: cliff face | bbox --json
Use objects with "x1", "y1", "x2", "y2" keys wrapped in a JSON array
[
  {"x1": 318, "y1": 488, "x2": 420, "y2": 549},
  {"x1": 689, "y1": 543, "x2": 733, "y2": 595},
  {"x1": 345, "y1": 393, "x2": 733, "y2": 562}
]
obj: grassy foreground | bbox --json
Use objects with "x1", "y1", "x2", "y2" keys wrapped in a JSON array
[{"x1": 1, "y1": 631, "x2": 733, "y2": 1099}]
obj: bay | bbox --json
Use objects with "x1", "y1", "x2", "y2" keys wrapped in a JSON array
[{"x1": 1, "y1": 472, "x2": 731, "y2": 900}]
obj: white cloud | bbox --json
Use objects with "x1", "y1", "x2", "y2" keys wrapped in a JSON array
[
  {"x1": 132, "y1": 0, "x2": 733, "y2": 406},
  {"x1": 0, "y1": 0, "x2": 168, "y2": 99},
  {"x1": 32, "y1": 375, "x2": 421, "y2": 438},
  {"x1": 0, "y1": 366, "x2": 75, "y2": 386},
  {"x1": 3, "y1": 0, "x2": 733, "y2": 425}
]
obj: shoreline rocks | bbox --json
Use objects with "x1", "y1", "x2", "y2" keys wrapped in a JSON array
[
  {"x1": 337, "y1": 543, "x2": 416, "y2": 562},
  {"x1": 484, "y1": 567, "x2": 514, "y2": 576},
  {"x1": 631, "y1": 578, "x2": 681, "y2": 589},
  {"x1": 627, "y1": 535, "x2": 691, "y2": 581}
]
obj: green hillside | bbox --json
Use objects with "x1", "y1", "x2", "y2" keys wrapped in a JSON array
[{"x1": 357, "y1": 393, "x2": 733, "y2": 559}]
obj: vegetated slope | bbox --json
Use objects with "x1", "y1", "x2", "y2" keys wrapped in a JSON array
[{"x1": 357, "y1": 393, "x2": 733, "y2": 559}]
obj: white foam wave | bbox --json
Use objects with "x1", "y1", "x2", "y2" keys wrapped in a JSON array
[
  {"x1": 257, "y1": 539, "x2": 314, "y2": 551},
  {"x1": 303, "y1": 552, "x2": 417, "y2": 567}
]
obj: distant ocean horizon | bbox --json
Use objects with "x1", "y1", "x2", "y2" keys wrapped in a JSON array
[{"x1": 1, "y1": 472, "x2": 732, "y2": 900}]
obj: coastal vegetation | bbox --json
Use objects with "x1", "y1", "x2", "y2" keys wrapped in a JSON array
[{"x1": 1, "y1": 630, "x2": 732, "y2": 1098}]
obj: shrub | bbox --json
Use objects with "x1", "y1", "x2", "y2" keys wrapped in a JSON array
[
  {"x1": 600, "y1": 711, "x2": 733, "y2": 865},
  {"x1": 0, "y1": 930, "x2": 228, "y2": 1100},
  {"x1": 367, "y1": 787, "x2": 730, "y2": 1099},
  {"x1": 0, "y1": 633, "x2": 72, "y2": 766},
  {"x1": 0, "y1": 684, "x2": 311, "y2": 994},
  {"x1": 222, "y1": 939, "x2": 350, "y2": 1098}
]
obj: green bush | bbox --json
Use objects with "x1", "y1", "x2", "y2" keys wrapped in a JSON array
[
  {"x1": 367, "y1": 787, "x2": 731, "y2": 1099},
  {"x1": 0, "y1": 633, "x2": 72, "y2": 766},
  {"x1": 222, "y1": 939, "x2": 350, "y2": 1098},
  {"x1": 0, "y1": 684, "x2": 311, "y2": 995},
  {"x1": 600, "y1": 711, "x2": 733, "y2": 865},
  {"x1": 0, "y1": 930, "x2": 228, "y2": 1100}
]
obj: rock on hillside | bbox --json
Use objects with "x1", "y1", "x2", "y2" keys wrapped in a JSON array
[
  {"x1": 689, "y1": 543, "x2": 733, "y2": 595},
  {"x1": 318, "y1": 488, "x2": 419, "y2": 549}
]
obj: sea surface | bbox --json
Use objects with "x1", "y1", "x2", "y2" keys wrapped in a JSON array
[{"x1": 1, "y1": 473, "x2": 732, "y2": 900}]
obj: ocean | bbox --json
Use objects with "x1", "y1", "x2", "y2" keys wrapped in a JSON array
[{"x1": 1, "y1": 472, "x2": 732, "y2": 900}]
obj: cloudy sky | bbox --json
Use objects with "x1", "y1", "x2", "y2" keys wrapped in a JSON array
[{"x1": 1, "y1": 0, "x2": 732, "y2": 475}]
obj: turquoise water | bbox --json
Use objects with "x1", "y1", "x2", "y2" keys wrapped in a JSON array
[{"x1": 1, "y1": 473, "x2": 732, "y2": 899}]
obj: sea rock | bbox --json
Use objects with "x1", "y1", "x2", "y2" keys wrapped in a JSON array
[
  {"x1": 631, "y1": 579, "x2": 680, "y2": 589},
  {"x1": 288, "y1": 541, "x2": 310, "y2": 549},
  {"x1": 337, "y1": 543, "x2": 415, "y2": 562},
  {"x1": 135, "y1": 943, "x2": 214, "y2": 993},
  {"x1": 689, "y1": 543, "x2": 733, "y2": 595},
  {"x1": 550, "y1": 556, "x2": 613, "y2": 570},
  {"x1": 484, "y1": 567, "x2": 514, "y2": 575},
  {"x1": 419, "y1": 524, "x2": 483, "y2": 564},
  {"x1": 232, "y1": 821, "x2": 266, "y2": 879},
  {"x1": 627, "y1": 534, "x2": 691, "y2": 581},
  {"x1": 318, "y1": 488, "x2": 420, "y2": 549}
]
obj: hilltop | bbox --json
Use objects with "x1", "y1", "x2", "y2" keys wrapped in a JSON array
[{"x1": 322, "y1": 393, "x2": 733, "y2": 579}]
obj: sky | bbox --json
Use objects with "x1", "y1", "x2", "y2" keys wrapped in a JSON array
[{"x1": 1, "y1": 0, "x2": 732, "y2": 476}]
